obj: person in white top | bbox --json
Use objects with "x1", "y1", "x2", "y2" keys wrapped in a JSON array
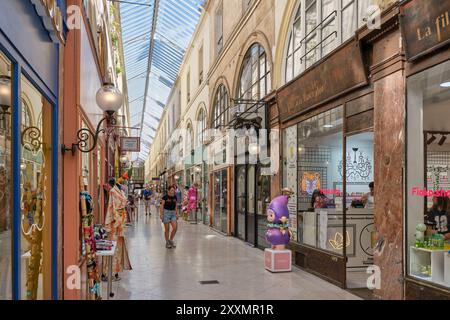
[{"x1": 362, "y1": 182, "x2": 375, "y2": 209}]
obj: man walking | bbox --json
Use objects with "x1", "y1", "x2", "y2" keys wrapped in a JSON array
[{"x1": 143, "y1": 185, "x2": 153, "y2": 216}]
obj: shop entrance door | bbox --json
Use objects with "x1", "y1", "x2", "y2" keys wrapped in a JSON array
[
  {"x1": 246, "y1": 165, "x2": 256, "y2": 246},
  {"x1": 236, "y1": 165, "x2": 246, "y2": 240},
  {"x1": 344, "y1": 130, "x2": 375, "y2": 298},
  {"x1": 256, "y1": 167, "x2": 271, "y2": 249}
]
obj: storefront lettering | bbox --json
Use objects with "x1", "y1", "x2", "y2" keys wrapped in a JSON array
[
  {"x1": 412, "y1": 187, "x2": 450, "y2": 197},
  {"x1": 401, "y1": 0, "x2": 450, "y2": 61},
  {"x1": 291, "y1": 81, "x2": 326, "y2": 112},
  {"x1": 278, "y1": 40, "x2": 367, "y2": 122},
  {"x1": 416, "y1": 11, "x2": 450, "y2": 42}
]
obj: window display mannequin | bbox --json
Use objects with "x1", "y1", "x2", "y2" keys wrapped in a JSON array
[{"x1": 103, "y1": 178, "x2": 132, "y2": 282}]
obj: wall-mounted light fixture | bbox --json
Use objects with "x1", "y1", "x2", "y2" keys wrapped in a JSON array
[
  {"x1": 120, "y1": 155, "x2": 128, "y2": 164},
  {"x1": 62, "y1": 82, "x2": 123, "y2": 155}
]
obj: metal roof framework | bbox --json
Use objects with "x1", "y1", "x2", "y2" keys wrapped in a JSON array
[{"x1": 119, "y1": 0, "x2": 205, "y2": 161}]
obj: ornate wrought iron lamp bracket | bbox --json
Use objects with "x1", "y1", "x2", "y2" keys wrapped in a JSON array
[{"x1": 61, "y1": 112, "x2": 116, "y2": 156}]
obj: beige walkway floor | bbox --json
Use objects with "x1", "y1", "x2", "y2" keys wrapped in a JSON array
[{"x1": 107, "y1": 204, "x2": 360, "y2": 300}]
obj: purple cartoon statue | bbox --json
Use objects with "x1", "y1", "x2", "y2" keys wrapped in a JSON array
[{"x1": 265, "y1": 195, "x2": 292, "y2": 250}]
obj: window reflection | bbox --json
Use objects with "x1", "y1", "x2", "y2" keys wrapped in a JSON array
[
  {"x1": 0, "y1": 51, "x2": 12, "y2": 300},
  {"x1": 20, "y1": 75, "x2": 52, "y2": 300}
]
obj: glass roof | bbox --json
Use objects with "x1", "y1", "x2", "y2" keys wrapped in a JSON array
[{"x1": 119, "y1": 0, "x2": 206, "y2": 161}]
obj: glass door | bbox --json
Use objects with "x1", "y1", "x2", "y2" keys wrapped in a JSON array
[
  {"x1": 235, "y1": 165, "x2": 246, "y2": 240},
  {"x1": 0, "y1": 51, "x2": 12, "y2": 300},
  {"x1": 344, "y1": 131, "x2": 375, "y2": 293},
  {"x1": 213, "y1": 171, "x2": 221, "y2": 231},
  {"x1": 257, "y1": 167, "x2": 271, "y2": 249},
  {"x1": 246, "y1": 165, "x2": 256, "y2": 245},
  {"x1": 220, "y1": 170, "x2": 228, "y2": 234}
]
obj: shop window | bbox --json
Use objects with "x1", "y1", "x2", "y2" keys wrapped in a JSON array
[
  {"x1": 0, "y1": 51, "x2": 12, "y2": 300},
  {"x1": 197, "y1": 108, "x2": 206, "y2": 147},
  {"x1": 186, "y1": 124, "x2": 193, "y2": 155},
  {"x1": 213, "y1": 84, "x2": 229, "y2": 129},
  {"x1": 407, "y1": 60, "x2": 450, "y2": 289},
  {"x1": 285, "y1": 0, "x2": 373, "y2": 83},
  {"x1": 213, "y1": 170, "x2": 228, "y2": 233},
  {"x1": 284, "y1": 107, "x2": 346, "y2": 255},
  {"x1": 215, "y1": 1, "x2": 224, "y2": 56},
  {"x1": 20, "y1": 74, "x2": 53, "y2": 300},
  {"x1": 199, "y1": 45, "x2": 204, "y2": 85},
  {"x1": 186, "y1": 70, "x2": 191, "y2": 104}
]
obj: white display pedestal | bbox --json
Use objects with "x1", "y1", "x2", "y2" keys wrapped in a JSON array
[
  {"x1": 264, "y1": 249, "x2": 292, "y2": 273},
  {"x1": 410, "y1": 247, "x2": 450, "y2": 287}
]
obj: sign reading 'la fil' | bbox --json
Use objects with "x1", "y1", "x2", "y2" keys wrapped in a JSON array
[{"x1": 400, "y1": 0, "x2": 450, "y2": 61}]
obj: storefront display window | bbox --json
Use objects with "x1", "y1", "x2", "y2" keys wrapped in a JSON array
[
  {"x1": 407, "y1": 59, "x2": 450, "y2": 289},
  {"x1": 295, "y1": 107, "x2": 345, "y2": 255},
  {"x1": 20, "y1": 74, "x2": 53, "y2": 300},
  {"x1": 0, "y1": 51, "x2": 12, "y2": 300}
]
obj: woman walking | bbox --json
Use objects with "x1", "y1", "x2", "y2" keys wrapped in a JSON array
[
  {"x1": 188, "y1": 182, "x2": 199, "y2": 224},
  {"x1": 160, "y1": 186, "x2": 179, "y2": 249}
]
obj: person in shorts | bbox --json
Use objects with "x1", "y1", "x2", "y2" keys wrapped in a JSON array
[
  {"x1": 143, "y1": 186, "x2": 153, "y2": 216},
  {"x1": 160, "y1": 185, "x2": 179, "y2": 249}
]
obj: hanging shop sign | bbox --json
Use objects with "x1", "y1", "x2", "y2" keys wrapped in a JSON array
[
  {"x1": 277, "y1": 41, "x2": 367, "y2": 123},
  {"x1": 120, "y1": 137, "x2": 141, "y2": 152},
  {"x1": 30, "y1": 0, "x2": 65, "y2": 44},
  {"x1": 400, "y1": 0, "x2": 450, "y2": 61}
]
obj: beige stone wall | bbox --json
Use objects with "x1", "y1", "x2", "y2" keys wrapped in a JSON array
[{"x1": 207, "y1": 0, "x2": 276, "y2": 118}]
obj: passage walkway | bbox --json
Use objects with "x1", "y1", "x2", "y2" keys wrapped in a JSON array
[{"x1": 110, "y1": 204, "x2": 360, "y2": 300}]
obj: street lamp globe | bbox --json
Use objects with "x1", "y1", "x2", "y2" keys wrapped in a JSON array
[
  {"x1": 120, "y1": 155, "x2": 128, "y2": 164},
  {"x1": 0, "y1": 75, "x2": 11, "y2": 110},
  {"x1": 96, "y1": 83, "x2": 123, "y2": 115}
]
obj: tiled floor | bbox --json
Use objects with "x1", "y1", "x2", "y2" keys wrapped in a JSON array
[{"x1": 105, "y1": 204, "x2": 360, "y2": 300}]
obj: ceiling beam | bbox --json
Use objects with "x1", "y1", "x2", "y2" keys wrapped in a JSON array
[{"x1": 139, "y1": 0, "x2": 160, "y2": 141}]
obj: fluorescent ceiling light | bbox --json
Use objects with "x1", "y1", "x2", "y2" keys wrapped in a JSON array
[
  {"x1": 323, "y1": 124, "x2": 334, "y2": 128},
  {"x1": 440, "y1": 82, "x2": 450, "y2": 88}
]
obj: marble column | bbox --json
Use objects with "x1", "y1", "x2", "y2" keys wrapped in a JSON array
[{"x1": 373, "y1": 70, "x2": 405, "y2": 300}]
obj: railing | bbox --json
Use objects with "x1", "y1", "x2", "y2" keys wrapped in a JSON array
[{"x1": 292, "y1": 10, "x2": 338, "y2": 65}]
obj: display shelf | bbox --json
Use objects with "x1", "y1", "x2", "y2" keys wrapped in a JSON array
[{"x1": 410, "y1": 246, "x2": 450, "y2": 287}]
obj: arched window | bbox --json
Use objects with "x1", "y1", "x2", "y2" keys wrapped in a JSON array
[
  {"x1": 213, "y1": 85, "x2": 229, "y2": 129},
  {"x1": 237, "y1": 43, "x2": 271, "y2": 103},
  {"x1": 197, "y1": 108, "x2": 206, "y2": 147},
  {"x1": 285, "y1": 0, "x2": 373, "y2": 83},
  {"x1": 178, "y1": 135, "x2": 184, "y2": 158},
  {"x1": 186, "y1": 124, "x2": 194, "y2": 154}
]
